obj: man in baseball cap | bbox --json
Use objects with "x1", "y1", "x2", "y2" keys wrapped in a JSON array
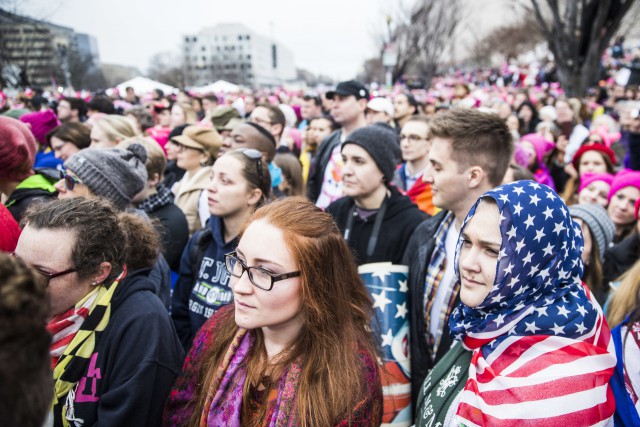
[{"x1": 307, "y1": 80, "x2": 369, "y2": 208}]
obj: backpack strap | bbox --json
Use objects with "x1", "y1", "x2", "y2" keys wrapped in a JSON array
[{"x1": 189, "y1": 227, "x2": 213, "y2": 275}]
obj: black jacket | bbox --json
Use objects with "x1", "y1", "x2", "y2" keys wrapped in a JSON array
[
  {"x1": 52, "y1": 268, "x2": 184, "y2": 427},
  {"x1": 401, "y1": 211, "x2": 461, "y2": 410},
  {"x1": 306, "y1": 129, "x2": 342, "y2": 203},
  {"x1": 603, "y1": 232, "x2": 639, "y2": 290},
  {"x1": 326, "y1": 186, "x2": 428, "y2": 265},
  {"x1": 148, "y1": 202, "x2": 189, "y2": 271}
]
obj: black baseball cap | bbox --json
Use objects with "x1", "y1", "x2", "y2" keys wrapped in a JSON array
[{"x1": 326, "y1": 80, "x2": 369, "y2": 100}]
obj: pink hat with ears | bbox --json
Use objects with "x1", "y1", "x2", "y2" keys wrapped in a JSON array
[
  {"x1": 608, "y1": 169, "x2": 640, "y2": 202},
  {"x1": 578, "y1": 172, "x2": 614, "y2": 194},
  {"x1": 520, "y1": 133, "x2": 555, "y2": 164},
  {"x1": 589, "y1": 125, "x2": 620, "y2": 148}
]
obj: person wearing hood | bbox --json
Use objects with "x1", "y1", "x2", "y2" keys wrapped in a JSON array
[
  {"x1": 14, "y1": 197, "x2": 183, "y2": 427},
  {"x1": 415, "y1": 181, "x2": 616, "y2": 426},
  {"x1": 171, "y1": 148, "x2": 271, "y2": 352},
  {"x1": 326, "y1": 125, "x2": 427, "y2": 265}
]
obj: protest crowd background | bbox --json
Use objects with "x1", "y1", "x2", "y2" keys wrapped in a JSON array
[{"x1": 3, "y1": 4, "x2": 640, "y2": 426}]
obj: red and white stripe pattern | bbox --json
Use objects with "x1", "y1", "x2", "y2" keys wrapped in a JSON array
[
  {"x1": 47, "y1": 291, "x2": 98, "y2": 367},
  {"x1": 455, "y1": 304, "x2": 616, "y2": 426}
]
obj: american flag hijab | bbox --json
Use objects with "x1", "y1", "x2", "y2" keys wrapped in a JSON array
[{"x1": 448, "y1": 181, "x2": 616, "y2": 426}]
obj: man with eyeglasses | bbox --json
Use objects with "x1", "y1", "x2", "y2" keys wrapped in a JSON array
[
  {"x1": 249, "y1": 103, "x2": 285, "y2": 146},
  {"x1": 392, "y1": 115, "x2": 437, "y2": 215}
]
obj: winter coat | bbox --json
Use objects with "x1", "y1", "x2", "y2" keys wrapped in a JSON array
[
  {"x1": 173, "y1": 168, "x2": 211, "y2": 236},
  {"x1": 52, "y1": 268, "x2": 184, "y2": 427}
]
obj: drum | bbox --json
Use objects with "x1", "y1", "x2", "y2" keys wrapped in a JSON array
[{"x1": 359, "y1": 262, "x2": 411, "y2": 427}]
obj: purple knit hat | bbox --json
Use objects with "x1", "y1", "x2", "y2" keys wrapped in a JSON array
[
  {"x1": 608, "y1": 169, "x2": 640, "y2": 203},
  {"x1": 578, "y1": 172, "x2": 614, "y2": 194},
  {"x1": 19, "y1": 110, "x2": 60, "y2": 145}
]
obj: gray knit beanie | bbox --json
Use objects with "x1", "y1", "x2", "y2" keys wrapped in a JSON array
[
  {"x1": 64, "y1": 143, "x2": 148, "y2": 211},
  {"x1": 569, "y1": 204, "x2": 615, "y2": 262},
  {"x1": 342, "y1": 124, "x2": 400, "y2": 184}
]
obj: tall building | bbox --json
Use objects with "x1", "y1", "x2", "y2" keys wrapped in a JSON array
[
  {"x1": 183, "y1": 23, "x2": 295, "y2": 88},
  {"x1": 0, "y1": 10, "x2": 100, "y2": 89}
]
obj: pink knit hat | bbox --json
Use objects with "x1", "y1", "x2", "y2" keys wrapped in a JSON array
[
  {"x1": 588, "y1": 125, "x2": 620, "y2": 148},
  {"x1": 578, "y1": 172, "x2": 614, "y2": 194},
  {"x1": 608, "y1": 169, "x2": 640, "y2": 202},
  {"x1": 19, "y1": 109, "x2": 60, "y2": 145},
  {"x1": 0, "y1": 116, "x2": 37, "y2": 182},
  {"x1": 636, "y1": 198, "x2": 640, "y2": 221},
  {"x1": 520, "y1": 133, "x2": 555, "y2": 163}
]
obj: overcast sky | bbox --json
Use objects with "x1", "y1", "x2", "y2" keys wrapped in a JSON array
[{"x1": 16, "y1": 0, "x2": 396, "y2": 80}]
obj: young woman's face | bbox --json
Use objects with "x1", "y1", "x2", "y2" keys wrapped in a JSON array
[
  {"x1": 608, "y1": 186, "x2": 640, "y2": 226},
  {"x1": 90, "y1": 125, "x2": 117, "y2": 148},
  {"x1": 176, "y1": 144, "x2": 208, "y2": 172},
  {"x1": 307, "y1": 118, "x2": 333, "y2": 146},
  {"x1": 578, "y1": 151, "x2": 608, "y2": 175},
  {"x1": 341, "y1": 144, "x2": 385, "y2": 202},
  {"x1": 165, "y1": 140, "x2": 179, "y2": 160},
  {"x1": 578, "y1": 181, "x2": 611, "y2": 208},
  {"x1": 231, "y1": 220, "x2": 303, "y2": 335},
  {"x1": 15, "y1": 226, "x2": 92, "y2": 316},
  {"x1": 157, "y1": 110, "x2": 171, "y2": 127},
  {"x1": 518, "y1": 105, "x2": 533, "y2": 122},
  {"x1": 459, "y1": 201, "x2": 501, "y2": 308},
  {"x1": 50, "y1": 136, "x2": 81, "y2": 161},
  {"x1": 170, "y1": 105, "x2": 186, "y2": 128},
  {"x1": 207, "y1": 155, "x2": 260, "y2": 219},
  {"x1": 520, "y1": 141, "x2": 537, "y2": 168}
]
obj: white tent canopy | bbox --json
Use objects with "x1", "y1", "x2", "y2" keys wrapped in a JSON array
[
  {"x1": 189, "y1": 80, "x2": 240, "y2": 94},
  {"x1": 115, "y1": 77, "x2": 177, "y2": 96}
]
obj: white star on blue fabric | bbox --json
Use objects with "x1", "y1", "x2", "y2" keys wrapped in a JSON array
[
  {"x1": 513, "y1": 202, "x2": 523, "y2": 215},
  {"x1": 542, "y1": 206, "x2": 554, "y2": 220},
  {"x1": 395, "y1": 302, "x2": 408, "y2": 319},
  {"x1": 529, "y1": 193, "x2": 541, "y2": 206},
  {"x1": 525, "y1": 321, "x2": 540, "y2": 333},
  {"x1": 551, "y1": 323, "x2": 565, "y2": 335},
  {"x1": 524, "y1": 214, "x2": 535, "y2": 229},
  {"x1": 372, "y1": 290, "x2": 392, "y2": 312},
  {"x1": 381, "y1": 329, "x2": 394, "y2": 346}
]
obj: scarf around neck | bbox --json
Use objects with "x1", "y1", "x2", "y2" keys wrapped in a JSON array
[
  {"x1": 51, "y1": 268, "x2": 126, "y2": 427},
  {"x1": 448, "y1": 181, "x2": 616, "y2": 426},
  {"x1": 199, "y1": 328, "x2": 301, "y2": 427}
]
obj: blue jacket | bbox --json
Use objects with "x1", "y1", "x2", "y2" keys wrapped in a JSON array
[{"x1": 171, "y1": 215, "x2": 237, "y2": 352}]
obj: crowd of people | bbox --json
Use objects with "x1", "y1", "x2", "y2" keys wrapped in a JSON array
[{"x1": 2, "y1": 43, "x2": 640, "y2": 426}]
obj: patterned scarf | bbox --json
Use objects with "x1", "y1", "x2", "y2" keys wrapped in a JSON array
[
  {"x1": 51, "y1": 269, "x2": 126, "y2": 427},
  {"x1": 199, "y1": 328, "x2": 301, "y2": 427},
  {"x1": 138, "y1": 183, "x2": 175, "y2": 214},
  {"x1": 47, "y1": 290, "x2": 99, "y2": 368},
  {"x1": 448, "y1": 181, "x2": 616, "y2": 426}
]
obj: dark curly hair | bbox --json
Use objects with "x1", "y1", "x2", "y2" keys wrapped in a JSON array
[
  {"x1": 22, "y1": 197, "x2": 160, "y2": 285},
  {"x1": 0, "y1": 252, "x2": 52, "y2": 427}
]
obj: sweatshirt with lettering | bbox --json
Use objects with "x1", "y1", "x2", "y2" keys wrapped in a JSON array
[{"x1": 171, "y1": 215, "x2": 237, "y2": 352}]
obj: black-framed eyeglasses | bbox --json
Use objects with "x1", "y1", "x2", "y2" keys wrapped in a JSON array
[
  {"x1": 249, "y1": 116, "x2": 274, "y2": 127},
  {"x1": 60, "y1": 170, "x2": 83, "y2": 191},
  {"x1": 237, "y1": 148, "x2": 266, "y2": 194},
  {"x1": 224, "y1": 251, "x2": 300, "y2": 291},
  {"x1": 399, "y1": 134, "x2": 428, "y2": 143},
  {"x1": 10, "y1": 252, "x2": 77, "y2": 285}
]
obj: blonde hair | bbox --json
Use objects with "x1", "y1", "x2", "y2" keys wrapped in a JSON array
[
  {"x1": 94, "y1": 115, "x2": 138, "y2": 144},
  {"x1": 607, "y1": 259, "x2": 640, "y2": 328},
  {"x1": 174, "y1": 102, "x2": 198, "y2": 125}
]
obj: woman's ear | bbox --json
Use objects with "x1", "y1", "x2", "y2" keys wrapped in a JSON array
[
  {"x1": 247, "y1": 188, "x2": 263, "y2": 206},
  {"x1": 93, "y1": 262, "x2": 112, "y2": 285}
]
